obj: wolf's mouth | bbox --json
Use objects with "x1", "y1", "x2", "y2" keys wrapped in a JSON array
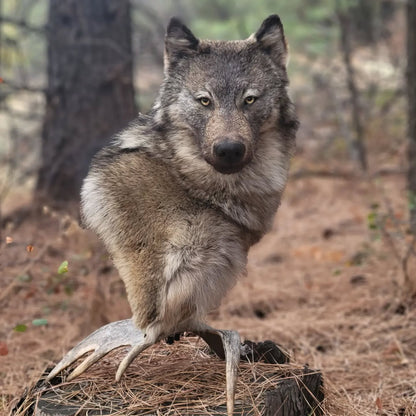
[
  {"x1": 210, "y1": 161, "x2": 248, "y2": 175},
  {"x1": 205, "y1": 155, "x2": 251, "y2": 174}
]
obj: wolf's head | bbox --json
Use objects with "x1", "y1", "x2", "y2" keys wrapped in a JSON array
[{"x1": 154, "y1": 15, "x2": 297, "y2": 175}]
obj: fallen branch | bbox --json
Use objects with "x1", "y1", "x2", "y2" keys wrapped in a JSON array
[{"x1": 0, "y1": 16, "x2": 45, "y2": 34}]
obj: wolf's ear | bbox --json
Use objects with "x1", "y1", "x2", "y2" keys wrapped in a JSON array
[
  {"x1": 164, "y1": 17, "x2": 199, "y2": 70},
  {"x1": 254, "y1": 15, "x2": 288, "y2": 67}
]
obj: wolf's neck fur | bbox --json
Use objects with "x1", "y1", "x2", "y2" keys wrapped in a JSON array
[{"x1": 115, "y1": 114, "x2": 291, "y2": 239}]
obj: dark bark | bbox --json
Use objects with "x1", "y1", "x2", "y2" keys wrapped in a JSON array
[
  {"x1": 36, "y1": 0, "x2": 137, "y2": 205},
  {"x1": 265, "y1": 368, "x2": 324, "y2": 416},
  {"x1": 408, "y1": 0, "x2": 416, "y2": 235},
  {"x1": 241, "y1": 339, "x2": 290, "y2": 364},
  {"x1": 337, "y1": 3, "x2": 368, "y2": 172}
]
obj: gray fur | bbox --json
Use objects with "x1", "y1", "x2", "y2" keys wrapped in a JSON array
[{"x1": 81, "y1": 15, "x2": 298, "y2": 340}]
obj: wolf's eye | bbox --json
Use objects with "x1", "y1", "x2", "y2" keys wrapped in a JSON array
[
  {"x1": 199, "y1": 97, "x2": 211, "y2": 106},
  {"x1": 244, "y1": 96, "x2": 256, "y2": 105}
]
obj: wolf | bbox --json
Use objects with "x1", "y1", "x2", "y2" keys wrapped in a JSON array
[{"x1": 48, "y1": 15, "x2": 298, "y2": 415}]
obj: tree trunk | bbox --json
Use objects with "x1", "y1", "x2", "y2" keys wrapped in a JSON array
[
  {"x1": 408, "y1": 0, "x2": 416, "y2": 235},
  {"x1": 336, "y1": 2, "x2": 368, "y2": 172},
  {"x1": 36, "y1": 0, "x2": 137, "y2": 205}
]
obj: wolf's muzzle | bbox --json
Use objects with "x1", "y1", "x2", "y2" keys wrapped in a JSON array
[{"x1": 212, "y1": 139, "x2": 247, "y2": 174}]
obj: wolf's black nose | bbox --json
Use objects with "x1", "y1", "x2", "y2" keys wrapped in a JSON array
[{"x1": 214, "y1": 141, "x2": 246, "y2": 167}]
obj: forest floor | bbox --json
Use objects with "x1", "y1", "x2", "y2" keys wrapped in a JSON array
[{"x1": 1, "y1": 158, "x2": 415, "y2": 415}]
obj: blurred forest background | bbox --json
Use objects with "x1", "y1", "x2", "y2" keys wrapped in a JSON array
[
  {"x1": 1, "y1": 0, "x2": 416, "y2": 414},
  {"x1": 0, "y1": 0, "x2": 415, "y2": 216},
  {"x1": 0, "y1": 0, "x2": 414, "y2": 207}
]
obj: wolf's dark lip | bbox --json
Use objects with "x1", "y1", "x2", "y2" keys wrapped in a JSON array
[{"x1": 210, "y1": 162, "x2": 247, "y2": 175}]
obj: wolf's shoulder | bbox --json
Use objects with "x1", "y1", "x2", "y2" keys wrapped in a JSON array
[{"x1": 110, "y1": 112, "x2": 162, "y2": 152}]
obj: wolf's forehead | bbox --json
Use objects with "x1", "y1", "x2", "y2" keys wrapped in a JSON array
[{"x1": 187, "y1": 44, "x2": 269, "y2": 92}]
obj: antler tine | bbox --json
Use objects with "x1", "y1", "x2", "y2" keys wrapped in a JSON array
[
  {"x1": 47, "y1": 319, "x2": 144, "y2": 381},
  {"x1": 194, "y1": 326, "x2": 241, "y2": 416}
]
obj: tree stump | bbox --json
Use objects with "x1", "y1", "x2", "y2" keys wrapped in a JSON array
[{"x1": 11, "y1": 339, "x2": 324, "y2": 416}]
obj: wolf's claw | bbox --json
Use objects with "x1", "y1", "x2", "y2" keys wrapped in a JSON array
[{"x1": 47, "y1": 319, "x2": 144, "y2": 381}]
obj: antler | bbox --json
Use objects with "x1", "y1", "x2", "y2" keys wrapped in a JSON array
[{"x1": 47, "y1": 319, "x2": 145, "y2": 381}]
